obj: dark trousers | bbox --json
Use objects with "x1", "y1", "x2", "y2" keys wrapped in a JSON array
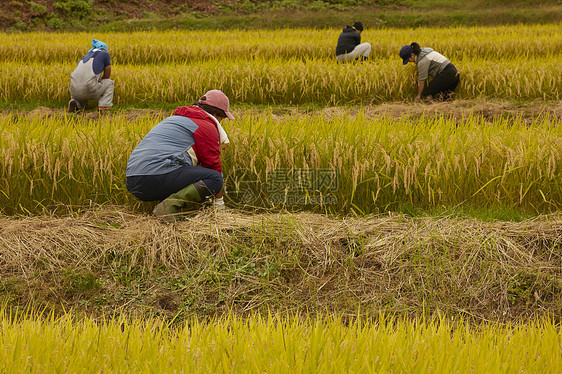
[
  {"x1": 422, "y1": 63, "x2": 460, "y2": 100},
  {"x1": 126, "y1": 165, "x2": 223, "y2": 202}
]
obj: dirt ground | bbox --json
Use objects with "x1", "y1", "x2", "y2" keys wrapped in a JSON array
[
  {"x1": 16, "y1": 100, "x2": 562, "y2": 122},
  {"x1": 322, "y1": 100, "x2": 562, "y2": 121}
]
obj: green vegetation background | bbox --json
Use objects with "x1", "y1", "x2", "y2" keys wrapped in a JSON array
[{"x1": 4, "y1": 0, "x2": 562, "y2": 32}]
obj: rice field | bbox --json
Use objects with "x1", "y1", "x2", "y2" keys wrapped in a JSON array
[
  {"x1": 2, "y1": 24, "x2": 561, "y2": 63},
  {"x1": 1, "y1": 21, "x2": 562, "y2": 371},
  {"x1": 1, "y1": 24, "x2": 562, "y2": 104},
  {"x1": 1, "y1": 111, "x2": 560, "y2": 215},
  {"x1": 1, "y1": 310, "x2": 561, "y2": 372},
  {"x1": 3, "y1": 57, "x2": 560, "y2": 104}
]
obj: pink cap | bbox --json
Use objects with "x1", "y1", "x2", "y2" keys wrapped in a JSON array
[{"x1": 198, "y1": 89, "x2": 234, "y2": 120}]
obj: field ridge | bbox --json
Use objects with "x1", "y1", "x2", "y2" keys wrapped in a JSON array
[{"x1": 1, "y1": 207, "x2": 561, "y2": 322}]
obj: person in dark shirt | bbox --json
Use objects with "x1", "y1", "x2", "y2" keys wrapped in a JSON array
[
  {"x1": 335, "y1": 22, "x2": 371, "y2": 62},
  {"x1": 68, "y1": 39, "x2": 114, "y2": 113}
]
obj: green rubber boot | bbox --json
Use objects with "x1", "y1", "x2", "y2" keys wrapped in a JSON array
[{"x1": 153, "y1": 181, "x2": 208, "y2": 223}]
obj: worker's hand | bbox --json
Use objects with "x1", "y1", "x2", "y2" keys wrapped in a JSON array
[{"x1": 414, "y1": 95, "x2": 421, "y2": 102}]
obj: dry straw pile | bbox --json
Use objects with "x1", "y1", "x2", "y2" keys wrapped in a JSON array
[{"x1": 1, "y1": 207, "x2": 560, "y2": 321}]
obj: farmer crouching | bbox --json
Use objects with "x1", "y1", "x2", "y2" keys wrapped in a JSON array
[
  {"x1": 335, "y1": 21, "x2": 371, "y2": 62},
  {"x1": 399, "y1": 42, "x2": 460, "y2": 103},
  {"x1": 68, "y1": 39, "x2": 114, "y2": 113},
  {"x1": 125, "y1": 90, "x2": 233, "y2": 222}
]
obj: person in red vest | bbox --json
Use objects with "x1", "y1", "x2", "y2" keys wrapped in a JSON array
[{"x1": 126, "y1": 90, "x2": 234, "y2": 222}]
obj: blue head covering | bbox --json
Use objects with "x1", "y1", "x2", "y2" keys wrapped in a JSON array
[
  {"x1": 88, "y1": 39, "x2": 108, "y2": 53},
  {"x1": 399, "y1": 45, "x2": 413, "y2": 65}
]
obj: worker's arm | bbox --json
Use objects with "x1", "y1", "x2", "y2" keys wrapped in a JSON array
[
  {"x1": 415, "y1": 81, "x2": 425, "y2": 101},
  {"x1": 415, "y1": 58, "x2": 430, "y2": 101},
  {"x1": 102, "y1": 65, "x2": 111, "y2": 79}
]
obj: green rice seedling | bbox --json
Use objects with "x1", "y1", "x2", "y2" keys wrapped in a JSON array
[{"x1": 0, "y1": 309, "x2": 560, "y2": 372}]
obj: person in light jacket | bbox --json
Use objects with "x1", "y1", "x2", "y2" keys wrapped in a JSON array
[{"x1": 399, "y1": 42, "x2": 460, "y2": 103}]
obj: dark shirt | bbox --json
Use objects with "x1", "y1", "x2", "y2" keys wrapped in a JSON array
[
  {"x1": 80, "y1": 50, "x2": 111, "y2": 75},
  {"x1": 336, "y1": 26, "x2": 361, "y2": 55}
]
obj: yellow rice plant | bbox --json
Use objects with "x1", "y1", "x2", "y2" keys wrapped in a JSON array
[
  {"x1": 1, "y1": 23, "x2": 560, "y2": 105},
  {"x1": 0, "y1": 23, "x2": 560, "y2": 63},
  {"x1": 0, "y1": 111, "x2": 560, "y2": 215},
  {"x1": 1, "y1": 56, "x2": 561, "y2": 105}
]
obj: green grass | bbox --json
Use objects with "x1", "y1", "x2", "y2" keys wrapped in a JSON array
[
  {"x1": 11, "y1": 1, "x2": 561, "y2": 33},
  {"x1": 98, "y1": 5, "x2": 562, "y2": 32},
  {"x1": 394, "y1": 202, "x2": 534, "y2": 222}
]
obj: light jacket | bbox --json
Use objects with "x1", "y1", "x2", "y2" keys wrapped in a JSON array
[
  {"x1": 416, "y1": 47, "x2": 451, "y2": 81},
  {"x1": 126, "y1": 106, "x2": 221, "y2": 177}
]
